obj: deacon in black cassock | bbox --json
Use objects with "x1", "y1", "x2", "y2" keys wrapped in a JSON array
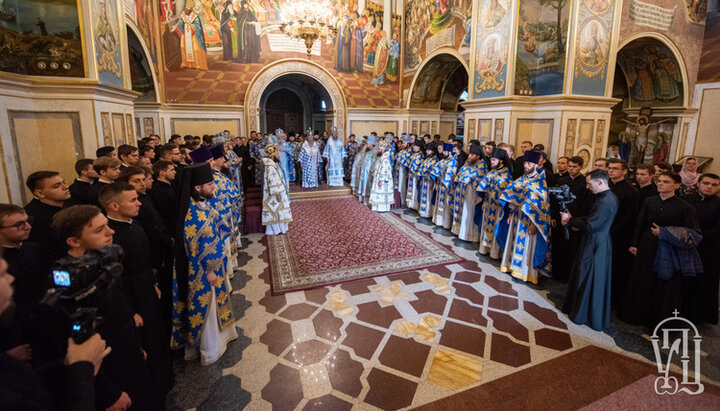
[
  {"x1": 620, "y1": 172, "x2": 700, "y2": 328},
  {"x1": 87, "y1": 157, "x2": 121, "y2": 207},
  {"x1": 551, "y1": 156, "x2": 589, "y2": 282},
  {"x1": 100, "y1": 183, "x2": 173, "y2": 405},
  {"x1": 685, "y1": 174, "x2": 720, "y2": 324},
  {"x1": 607, "y1": 159, "x2": 639, "y2": 307},
  {"x1": 561, "y1": 170, "x2": 618, "y2": 331}
]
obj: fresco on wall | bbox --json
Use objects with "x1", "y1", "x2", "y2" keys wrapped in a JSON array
[
  {"x1": 94, "y1": 0, "x2": 123, "y2": 87},
  {"x1": 0, "y1": 0, "x2": 85, "y2": 77},
  {"x1": 684, "y1": 0, "x2": 707, "y2": 23},
  {"x1": 404, "y1": 0, "x2": 472, "y2": 72},
  {"x1": 472, "y1": 0, "x2": 511, "y2": 99},
  {"x1": 514, "y1": 0, "x2": 571, "y2": 96},
  {"x1": 572, "y1": 0, "x2": 616, "y2": 96},
  {"x1": 159, "y1": 0, "x2": 400, "y2": 107},
  {"x1": 617, "y1": 38, "x2": 684, "y2": 107},
  {"x1": 135, "y1": 0, "x2": 158, "y2": 65},
  {"x1": 410, "y1": 54, "x2": 464, "y2": 108}
]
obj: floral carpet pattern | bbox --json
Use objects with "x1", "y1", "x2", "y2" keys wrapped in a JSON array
[{"x1": 267, "y1": 196, "x2": 462, "y2": 293}]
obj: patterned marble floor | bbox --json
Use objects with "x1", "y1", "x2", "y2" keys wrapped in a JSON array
[{"x1": 167, "y1": 209, "x2": 720, "y2": 410}]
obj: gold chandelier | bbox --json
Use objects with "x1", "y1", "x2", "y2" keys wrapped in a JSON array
[{"x1": 279, "y1": 0, "x2": 337, "y2": 59}]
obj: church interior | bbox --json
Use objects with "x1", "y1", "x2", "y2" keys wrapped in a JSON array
[{"x1": 0, "y1": 0, "x2": 719, "y2": 409}]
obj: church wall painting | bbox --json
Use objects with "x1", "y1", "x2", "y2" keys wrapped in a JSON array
[
  {"x1": 571, "y1": 0, "x2": 616, "y2": 96},
  {"x1": 159, "y1": 0, "x2": 401, "y2": 107},
  {"x1": 133, "y1": 0, "x2": 159, "y2": 66},
  {"x1": 0, "y1": 0, "x2": 85, "y2": 78},
  {"x1": 93, "y1": 0, "x2": 124, "y2": 87},
  {"x1": 616, "y1": 38, "x2": 684, "y2": 107},
  {"x1": 514, "y1": 0, "x2": 572, "y2": 96},
  {"x1": 471, "y1": 0, "x2": 512, "y2": 99}
]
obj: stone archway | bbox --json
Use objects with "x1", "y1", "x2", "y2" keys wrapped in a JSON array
[
  {"x1": 245, "y1": 59, "x2": 347, "y2": 137},
  {"x1": 259, "y1": 80, "x2": 314, "y2": 134}
]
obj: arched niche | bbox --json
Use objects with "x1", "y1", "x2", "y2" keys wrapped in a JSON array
[
  {"x1": 245, "y1": 59, "x2": 347, "y2": 137},
  {"x1": 407, "y1": 49, "x2": 469, "y2": 110},
  {"x1": 126, "y1": 22, "x2": 160, "y2": 103}
]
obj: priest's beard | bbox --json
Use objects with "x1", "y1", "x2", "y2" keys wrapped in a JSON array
[{"x1": 467, "y1": 157, "x2": 478, "y2": 165}]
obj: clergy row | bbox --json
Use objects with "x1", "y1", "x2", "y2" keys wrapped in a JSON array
[
  {"x1": 344, "y1": 133, "x2": 719, "y2": 333},
  {"x1": 0, "y1": 134, "x2": 253, "y2": 410}
]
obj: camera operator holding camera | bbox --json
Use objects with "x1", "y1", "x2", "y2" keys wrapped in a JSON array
[
  {"x1": 0, "y1": 251, "x2": 112, "y2": 410},
  {"x1": 49, "y1": 205, "x2": 158, "y2": 410}
]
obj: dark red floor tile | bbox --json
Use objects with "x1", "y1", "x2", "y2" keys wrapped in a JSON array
[
  {"x1": 305, "y1": 287, "x2": 329, "y2": 304},
  {"x1": 488, "y1": 295, "x2": 519, "y2": 312},
  {"x1": 259, "y1": 289, "x2": 286, "y2": 314},
  {"x1": 342, "y1": 322, "x2": 385, "y2": 359},
  {"x1": 455, "y1": 271, "x2": 482, "y2": 283},
  {"x1": 484, "y1": 275, "x2": 519, "y2": 296},
  {"x1": 378, "y1": 335, "x2": 431, "y2": 377},
  {"x1": 429, "y1": 265, "x2": 454, "y2": 278},
  {"x1": 534, "y1": 328, "x2": 573, "y2": 351},
  {"x1": 459, "y1": 260, "x2": 482, "y2": 272},
  {"x1": 490, "y1": 333, "x2": 531, "y2": 368},
  {"x1": 260, "y1": 319, "x2": 293, "y2": 356},
  {"x1": 279, "y1": 303, "x2": 318, "y2": 321},
  {"x1": 327, "y1": 348, "x2": 364, "y2": 397},
  {"x1": 284, "y1": 340, "x2": 330, "y2": 365},
  {"x1": 341, "y1": 278, "x2": 377, "y2": 296},
  {"x1": 387, "y1": 271, "x2": 423, "y2": 285},
  {"x1": 313, "y1": 309, "x2": 343, "y2": 342},
  {"x1": 410, "y1": 289, "x2": 449, "y2": 316},
  {"x1": 439, "y1": 320, "x2": 486, "y2": 357},
  {"x1": 487, "y1": 310, "x2": 529, "y2": 342},
  {"x1": 261, "y1": 363, "x2": 303, "y2": 410},
  {"x1": 303, "y1": 395, "x2": 353, "y2": 411},
  {"x1": 356, "y1": 301, "x2": 403, "y2": 329},
  {"x1": 364, "y1": 368, "x2": 418, "y2": 411},
  {"x1": 524, "y1": 301, "x2": 568, "y2": 330},
  {"x1": 447, "y1": 299, "x2": 488, "y2": 327},
  {"x1": 453, "y1": 282, "x2": 485, "y2": 306}
]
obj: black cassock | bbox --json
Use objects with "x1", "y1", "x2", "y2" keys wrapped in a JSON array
[
  {"x1": 107, "y1": 219, "x2": 174, "y2": 403},
  {"x1": 562, "y1": 189, "x2": 618, "y2": 331},
  {"x1": 685, "y1": 193, "x2": 720, "y2": 324},
  {"x1": 551, "y1": 173, "x2": 589, "y2": 282},
  {"x1": 609, "y1": 179, "x2": 639, "y2": 307},
  {"x1": 619, "y1": 195, "x2": 699, "y2": 328}
]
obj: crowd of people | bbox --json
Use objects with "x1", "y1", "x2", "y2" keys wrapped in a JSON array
[
  {"x1": 0, "y1": 128, "x2": 717, "y2": 409},
  {"x1": 339, "y1": 132, "x2": 718, "y2": 334}
]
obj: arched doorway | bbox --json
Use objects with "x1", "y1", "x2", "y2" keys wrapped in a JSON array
[
  {"x1": 408, "y1": 52, "x2": 469, "y2": 137},
  {"x1": 126, "y1": 25, "x2": 157, "y2": 102},
  {"x1": 258, "y1": 74, "x2": 333, "y2": 135},
  {"x1": 245, "y1": 59, "x2": 347, "y2": 137},
  {"x1": 611, "y1": 35, "x2": 688, "y2": 167}
]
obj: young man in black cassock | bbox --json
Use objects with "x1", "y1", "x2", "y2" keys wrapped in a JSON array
[
  {"x1": 67, "y1": 159, "x2": 97, "y2": 206},
  {"x1": 100, "y1": 183, "x2": 173, "y2": 406},
  {"x1": 633, "y1": 164, "x2": 658, "y2": 204},
  {"x1": 620, "y1": 172, "x2": 700, "y2": 328},
  {"x1": 561, "y1": 170, "x2": 618, "y2": 331},
  {"x1": 551, "y1": 156, "x2": 589, "y2": 282},
  {"x1": 24, "y1": 171, "x2": 71, "y2": 262},
  {"x1": 685, "y1": 173, "x2": 720, "y2": 324},
  {"x1": 607, "y1": 159, "x2": 639, "y2": 307}
]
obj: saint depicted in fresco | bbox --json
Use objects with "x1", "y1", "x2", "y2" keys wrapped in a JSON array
[
  {"x1": 650, "y1": 46, "x2": 682, "y2": 102},
  {"x1": 478, "y1": 35, "x2": 505, "y2": 76},
  {"x1": 195, "y1": 0, "x2": 222, "y2": 49},
  {"x1": 221, "y1": 1, "x2": 235, "y2": 61},
  {"x1": 481, "y1": 0, "x2": 508, "y2": 29},
  {"x1": 349, "y1": 18, "x2": 365, "y2": 73},
  {"x1": 579, "y1": 21, "x2": 605, "y2": 66},
  {"x1": 236, "y1": 1, "x2": 261, "y2": 63},
  {"x1": 175, "y1": 7, "x2": 208, "y2": 70},
  {"x1": 430, "y1": 0, "x2": 453, "y2": 34},
  {"x1": 386, "y1": 33, "x2": 400, "y2": 82}
]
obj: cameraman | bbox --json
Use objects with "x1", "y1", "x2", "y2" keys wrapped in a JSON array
[
  {"x1": 0, "y1": 252, "x2": 111, "y2": 410},
  {"x1": 51, "y1": 205, "x2": 159, "y2": 410}
]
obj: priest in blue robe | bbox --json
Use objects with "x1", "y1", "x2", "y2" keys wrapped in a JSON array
[
  {"x1": 323, "y1": 127, "x2": 347, "y2": 186},
  {"x1": 495, "y1": 150, "x2": 552, "y2": 284},
  {"x1": 171, "y1": 162, "x2": 237, "y2": 365},
  {"x1": 359, "y1": 136, "x2": 378, "y2": 204},
  {"x1": 418, "y1": 142, "x2": 439, "y2": 218},
  {"x1": 450, "y1": 144, "x2": 487, "y2": 241},
  {"x1": 405, "y1": 140, "x2": 425, "y2": 210},
  {"x1": 298, "y1": 134, "x2": 322, "y2": 188},
  {"x1": 478, "y1": 148, "x2": 513, "y2": 258}
]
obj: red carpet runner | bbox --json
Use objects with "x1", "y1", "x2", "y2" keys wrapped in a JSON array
[{"x1": 267, "y1": 196, "x2": 462, "y2": 293}]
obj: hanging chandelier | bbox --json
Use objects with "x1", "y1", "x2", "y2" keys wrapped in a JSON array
[{"x1": 279, "y1": 0, "x2": 337, "y2": 59}]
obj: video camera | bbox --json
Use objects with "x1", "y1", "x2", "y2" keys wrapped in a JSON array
[
  {"x1": 41, "y1": 245, "x2": 124, "y2": 343},
  {"x1": 549, "y1": 184, "x2": 576, "y2": 240}
]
